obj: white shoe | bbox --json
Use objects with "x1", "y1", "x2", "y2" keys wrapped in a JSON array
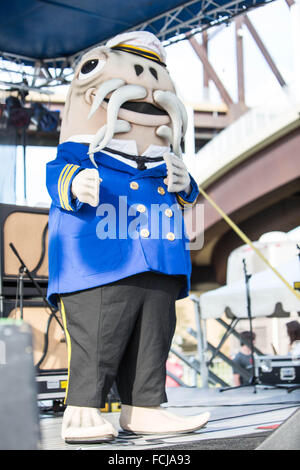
[
  {"x1": 61, "y1": 406, "x2": 118, "y2": 444},
  {"x1": 120, "y1": 405, "x2": 210, "y2": 435}
]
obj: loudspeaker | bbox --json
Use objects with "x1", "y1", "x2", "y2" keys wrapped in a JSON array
[
  {"x1": 4, "y1": 299, "x2": 67, "y2": 372},
  {"x1": 0, "y1": 320, "x2": 41, "y2": 450},
  {"x1": 0, "y1": 203, "x2": 49, "y2": 302},
  {"x1": 256, "y1": 408, "x2": 300, "y2": 450}
]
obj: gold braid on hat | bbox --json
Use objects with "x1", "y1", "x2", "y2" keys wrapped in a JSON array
[{"x1": 111, "y1": 43, "x2": 166, "y2": 67}]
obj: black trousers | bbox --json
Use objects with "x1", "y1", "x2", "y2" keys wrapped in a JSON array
[{"x1": 60, "y1": 272, "x2": 184, "y2": 408}]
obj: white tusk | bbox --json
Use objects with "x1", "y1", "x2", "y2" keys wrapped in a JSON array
[
  {"x1": 176, "y1": 98, "x2": 188, "y2": 136},
  {"x1": 89, "y1": 153, "x2": 98, "y2": 169},
  {"x1": 97, "y1": 84, "x2": 146, "y2": 151},
  {"x1": 88, "y1": 120, "x2": 131, "y2": 167},
  {"x1": 153, "y1": 90, "x2": 183, "y2": 158},
  {"x1": 88, "y1": 78, "x2": 125, "y2": 120},
  {"x1": 88, "y1": 125, "x2": 107, "y2": 167},
  {"x1": 89, "y1": 120, "x2": 131, "y2": 155},
  {"x1": 109, "y1": 119, "x2": 131, "y2": 137}
]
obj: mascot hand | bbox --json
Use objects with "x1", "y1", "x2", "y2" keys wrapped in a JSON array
[
  {"x1": 163, "y1": 153, "x2": 191, "y2": 195},
  {"x1": 71, "y1": 168, "x2": 101, "y2": 207}
]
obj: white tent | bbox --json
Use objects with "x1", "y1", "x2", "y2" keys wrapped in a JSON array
[
  {"x1": 226, "y1": 230, "x2": 299, "y2": 284},
  {"x1": 199, "y1": 256, "x2": 300, "y2": 319}
]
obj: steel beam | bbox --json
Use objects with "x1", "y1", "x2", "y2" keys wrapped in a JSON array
[
  {"x1": 188, "y1": 36, "x2": 234, "y2": 107},
  {"x1": 243, "y1": 14, "x2": 286, "y2": 87},
  {"x1": 235, "y1": 16, "x2": 245, "y2": 104}
]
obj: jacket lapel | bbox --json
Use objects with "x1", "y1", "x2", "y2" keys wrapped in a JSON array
[{"x1": 62, "y1": 142, "x2": 168, "y2": 179}]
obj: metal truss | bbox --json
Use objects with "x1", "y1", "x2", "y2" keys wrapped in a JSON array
[
  {"x1": 134, "y1": 0, "x2": 270, "y2": 44},
  {"x1": 0, "y1": 0, "x2": 270, "y2": 94},
  {"x1": 0, "y1": 53, "x2": 74, "y2": 95}
]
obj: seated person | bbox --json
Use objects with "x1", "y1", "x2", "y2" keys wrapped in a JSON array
[
  {"x1": 232, "y1": 331, "x2": 256, "y2": 386},
  {"x1": 286, "y1": 320, "x2": 300, "y2": 357}
]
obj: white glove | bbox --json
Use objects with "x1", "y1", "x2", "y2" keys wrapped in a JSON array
[
  {"x1": 71, "y1": 168, "x2": 102, "y2": 207},
  {"x1": 163, "y1": 153, "x2": 191, "y2": 194}
]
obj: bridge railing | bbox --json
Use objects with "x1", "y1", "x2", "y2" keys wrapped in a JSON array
[{"x1": 184, "y1": 82, "x2": 300, "y2": 187}]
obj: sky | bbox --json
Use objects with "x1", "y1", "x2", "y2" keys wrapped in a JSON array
[
  {"x1": 9, "y1": 0, "x2": 300, "y2": 206},
  {"x1": 166, "y1": 0, "x2": 295, "y2": 106}
]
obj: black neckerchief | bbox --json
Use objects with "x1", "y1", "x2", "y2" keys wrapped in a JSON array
[{"x1": 103, "y1": 146, "x2": 164, "y2": 171}]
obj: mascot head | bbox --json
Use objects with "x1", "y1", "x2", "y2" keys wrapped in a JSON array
[{"x1": 60, "y1": 31, "x2": 187, "y2": 165}]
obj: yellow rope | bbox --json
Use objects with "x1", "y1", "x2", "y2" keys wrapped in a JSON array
[{"x1": 197, "y1": 184, "x2": 300, "y2": 301}]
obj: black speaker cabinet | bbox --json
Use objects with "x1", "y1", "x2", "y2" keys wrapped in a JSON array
[
  {"x1": 3, "y1": 298, "x2": 68, "y2": 401},
  {"x1": 0, "y1": 320, "x2": 41, "y2": 450}
]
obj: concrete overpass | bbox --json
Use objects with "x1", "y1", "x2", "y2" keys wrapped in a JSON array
[{"x1": 184, "y1": 82, "x2": 300, "y2": 291}]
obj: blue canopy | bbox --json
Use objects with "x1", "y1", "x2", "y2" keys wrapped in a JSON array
[{"x1": 0, "y1": 0, "x2": 269, "y2": 62}]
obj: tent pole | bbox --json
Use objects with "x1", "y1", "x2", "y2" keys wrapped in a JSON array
[
  {"x1": 190, "y1": 295, "x2": 209, "y2": 389},
  {"x1": 220, "y1": 259, "x2": 260, "y2": 393},
  {"x1": 243, "y1": 258, "x2": 258, "y2": 393}
]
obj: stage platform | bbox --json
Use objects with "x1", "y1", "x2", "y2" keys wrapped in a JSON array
[{"x1": 39, "y1": 385, "x2": 300, "y2": 450}]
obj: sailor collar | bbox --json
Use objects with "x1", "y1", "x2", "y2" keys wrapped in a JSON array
[
  {"x1": 66, "y1": 136, "x2": 170, "y2": 170},
  {"x1": 59, "y1": 141, "x2": 168, "y2": 179}
]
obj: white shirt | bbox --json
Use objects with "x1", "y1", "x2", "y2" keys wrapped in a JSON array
[
  {"x1": 67, "y1": 135, "x2": 169, "y2": 170},
  {"x1": 103, "y1": 138, "x2": 169, "y2": 169}
]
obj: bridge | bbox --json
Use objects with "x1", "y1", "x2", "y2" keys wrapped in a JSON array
[{"x1": 185, "y1": 81, "x2": 300, "y2": 290}]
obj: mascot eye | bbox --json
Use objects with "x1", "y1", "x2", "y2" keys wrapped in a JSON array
[{"x1": 78, "y1": 59, "x2": 106, "y2": 79}]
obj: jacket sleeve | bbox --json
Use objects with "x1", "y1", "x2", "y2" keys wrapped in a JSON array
[
  {"x1": 46, "y1": 148, "x2": 84, "y2": 212},
  {"x1": 176, "y1": 174, "x2": 199, "y2": 209}
]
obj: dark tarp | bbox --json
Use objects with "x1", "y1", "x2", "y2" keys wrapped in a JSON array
[{"x1": 0, "y1": 0, "x2": 269, "y2": 62}]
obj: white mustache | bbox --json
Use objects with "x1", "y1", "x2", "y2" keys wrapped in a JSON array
[
  {"x1": 88, "y1": 78, "x2": 125, "y2": 120},
  {"x1": 88, "y1": 119, "x2": 131, "y2": 167},
  {"x1": 87, "y1": 81, "x2": 187, "y2": 166},
  {"x1": 153, "y1": 90, "x2": 187, "y2": 158},
  {"x1": 99, "y1": 84, "x2": 147, "y2": 151}
]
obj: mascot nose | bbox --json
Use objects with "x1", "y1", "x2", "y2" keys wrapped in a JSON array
[
  {"x1": 134, "y1": 64, "x2": 144, "y2": 76},
  {"x1": 134, "y1": 64, "x2": 159, "y2": 81}
]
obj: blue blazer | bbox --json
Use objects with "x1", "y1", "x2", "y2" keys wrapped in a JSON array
[{"x1": 46, "y1": 142, "x2": 199, "y2": 307}]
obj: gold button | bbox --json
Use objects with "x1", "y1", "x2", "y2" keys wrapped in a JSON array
[
  {"x1": 166, "y1": 232, "x2": 175, "y2": 241},
  {"x1": 130, "y1": 181, "x2": 139, "y2": 190},
  {"x1": 140, "y1": 229, "x2": 150, "y2": 238},
  {"x1": 157, "y1": 186, "x2": 165, "y2": 195},
  {"x1": 165, "y1": 209, "x2": 173, "y2": 218},
  {"x1": 137, "y1": 204, "x2": 146, "y2": 213}
]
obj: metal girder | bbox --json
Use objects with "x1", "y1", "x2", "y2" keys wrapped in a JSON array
[
  {"x1": 0, "y1": 54, "x2": 74, "y2": 93},
  {"x1": 188, "y1": 35, "x2": 234, "y2": 106},
  {"x1": 134, "y1": 0, "x2": 269, "y2": 45},
  {"x1": 243, "y1": 14, "x2": 286, "y2": 87}
]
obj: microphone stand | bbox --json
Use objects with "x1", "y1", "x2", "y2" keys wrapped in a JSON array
[
  {"x1": 9, "y1": 242, "x2": 63, "y2": 329},
  {"x1": 18, "y1": 264, "x2": 26, "y2": 320},
  {"x1": 220, "y1": 258, "x2": 259, "y2": 393}
]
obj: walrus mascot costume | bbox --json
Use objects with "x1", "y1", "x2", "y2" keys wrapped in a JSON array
[{"x1": 46, "y1": 30, "x2": 209, "y2": 444}]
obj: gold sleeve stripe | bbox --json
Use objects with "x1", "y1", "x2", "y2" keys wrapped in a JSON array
[
  {"x1": 58, "y1": 164, "x2": 72, "y2": 209},
  {"x1": 61, "y1": 165, "x2": 80, "y2": 211},
  {"x1": 59, "y1": 164, "x2": 74, "y2": 210},
  {"x1": 176, "y1": 194, "x2": 197, "y2": 208}
]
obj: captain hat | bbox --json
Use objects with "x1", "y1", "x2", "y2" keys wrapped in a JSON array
[{"x1": 106, "y1": 31, "x2": 167, "y2": 66}]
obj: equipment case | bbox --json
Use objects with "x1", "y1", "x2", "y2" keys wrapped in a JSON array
[{"x1": 255, "y1": 355, "x2": 300, "y2": 385}]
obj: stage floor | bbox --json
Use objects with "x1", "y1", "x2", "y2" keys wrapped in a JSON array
[{"x1": 39, "y1": 386, "x2": 300, "y2": 450}]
